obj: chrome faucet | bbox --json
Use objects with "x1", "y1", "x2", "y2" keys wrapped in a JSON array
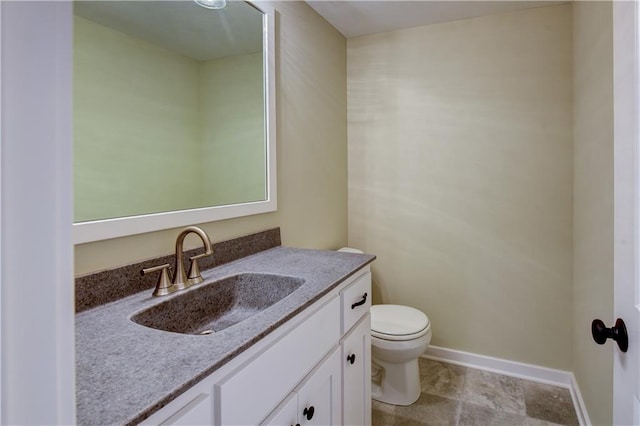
[{"x1": 172, "y1": 226, "x2": 214, "y2": 290}]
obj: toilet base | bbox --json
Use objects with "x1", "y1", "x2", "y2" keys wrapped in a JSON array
[{"x1": 371, "y1": 357, "x2": 421, "y2": 406}]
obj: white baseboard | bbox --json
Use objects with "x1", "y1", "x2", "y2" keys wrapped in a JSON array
[
  {"x1": 422, "y1": 345, "x2": 591, "y2": 426},
  {"x1": 569, "y1": 374, "x2": 591, "y2": 426}
]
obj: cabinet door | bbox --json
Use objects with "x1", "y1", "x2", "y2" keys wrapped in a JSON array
[
  {"x1": 217, "y1": 298, "x2": 340, "y2": 426},
  {"x1": 154, "y1": 393, "x2": 212, "y2": 426},
  {"x1": 342, "y1": 314, "x2": 371, "y2": 426},
  {"x1": 140, "y1": 381, "x2": 214, "y2": 426},
  {"x1": 262, "y1": 393, "x2": 298, "y2": 426},
  {"x1": 297, "y1": 349, "x2": 341, "y2": 426}
]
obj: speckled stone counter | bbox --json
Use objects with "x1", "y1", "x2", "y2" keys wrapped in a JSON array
[
  {"x1": 75, "y1": 228, "x2": 281, "y2": 313},
  {"x1": 75, "y1": 246, "x2": 375, "y2": 425}
]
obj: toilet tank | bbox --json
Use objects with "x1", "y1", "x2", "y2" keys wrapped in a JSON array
[{"x1": 338, "y1": 247, "x2": 364, "y2": 254}]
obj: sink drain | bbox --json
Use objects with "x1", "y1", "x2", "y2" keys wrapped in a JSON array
[{"x1": 198, "y1": 329, "x2": 214, "y2": 335}]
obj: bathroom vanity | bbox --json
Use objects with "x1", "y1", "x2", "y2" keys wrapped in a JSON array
[{"x1": 75, "y1": 242, "x2": 374, "y2": 425}]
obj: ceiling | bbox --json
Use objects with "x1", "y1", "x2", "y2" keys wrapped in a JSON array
[
  {"x1": 74, "y1": 1, "x2": 263, "y2": 61},
  {"x1": 306, "y1": 1, "x2": 567, "y2": 38}
]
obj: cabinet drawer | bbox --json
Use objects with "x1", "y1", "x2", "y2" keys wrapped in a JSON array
[
  {"x1": 341, "y1": 272, "x2": 371, "y2": 334},
  {"x1": 217, "y1": 297, "x2": 341, "y2": 425}
]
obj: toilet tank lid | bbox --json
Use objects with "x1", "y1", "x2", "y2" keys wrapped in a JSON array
[
  {"x1": 371, "y1": 304, "x2": 430, "y2": 336},
  {"x1": 338, "y1": 247, "x2": 363, "y2": 254}
]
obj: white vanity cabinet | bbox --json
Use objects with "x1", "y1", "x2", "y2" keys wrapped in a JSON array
[
  {"x1": 296, "y1": 351, "x2": 342, "y2": 426},
  {"x1": 262, "y1": 348, "x2": 342, "y2": 426},
  {"x1": 262, "y1": 394, "x2": 298, "y2": 425},
  {"x1": 155, "y1": 391, "x2": 212, "y2": 426},
  {"x1": 140, "y1": 266, "x2": 371, "y2": 426},
  {"x1": 216, "y1": 297, "x2": 341, "y2": 425},
  {"x1": 341, "y1": 316, "x2": 371, "y2": 426},
  {"x1": 140, "y1": 382, "x2": 214, "y2": 426},
  {"x1": 339, "y1": 271, "x2": 372, "y2": 426}
]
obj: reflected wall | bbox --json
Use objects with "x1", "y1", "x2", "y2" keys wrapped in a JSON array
[{"x1": 74, "y1": 2, "x2": 265, "y2": 223}]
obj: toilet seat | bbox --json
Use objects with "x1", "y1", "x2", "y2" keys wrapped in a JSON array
[{"x1": 371, "y1": 304, "x2": 430, "y2": 341}]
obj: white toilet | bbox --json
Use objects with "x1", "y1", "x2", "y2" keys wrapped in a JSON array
[
  {"x1": 371, "y1": 304, "x2": 432, "y2": 406},
  {"x1": 337, "y1": 248, "x2": 432, "y2": 406}
]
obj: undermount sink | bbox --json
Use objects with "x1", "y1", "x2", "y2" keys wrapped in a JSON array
[{"x1": 131, "y1": 273, "x2": 305, "y2": 335}]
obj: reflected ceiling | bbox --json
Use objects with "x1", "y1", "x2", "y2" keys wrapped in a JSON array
[{"x1": 74, "y1": 0, "x2": 262, "y2": 61}]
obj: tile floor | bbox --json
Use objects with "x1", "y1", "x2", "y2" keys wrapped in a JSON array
[{"x1": 372, "y1": 358, "x2": 579, "y2": 426}]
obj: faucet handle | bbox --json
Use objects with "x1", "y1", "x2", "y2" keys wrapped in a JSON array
[
  {"x1": 187, "y1": 253, "x2": 208, "y2": 285},
  {"x1": 141, "y1": 263, "x2": 175, "y2": 297}
]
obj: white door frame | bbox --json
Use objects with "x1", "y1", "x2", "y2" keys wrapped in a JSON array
[
  {"x1": 0, "y1": 3, "x2": 4, "y2": 420},
  {"x1": 613, "y1": 1, "x2": 640, "y2": 424},
  {"x1": 0, "y1": 1, "x2": 75, "y2": 424}
]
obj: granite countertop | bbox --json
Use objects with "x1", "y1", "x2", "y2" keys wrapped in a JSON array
[{"x1": 75, "y1": 246, "x2": 375, "y2": 425}]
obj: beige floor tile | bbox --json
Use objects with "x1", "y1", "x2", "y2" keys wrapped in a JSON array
[
  {"x1": 460, "y1": 369, "x2": 526, "y2": 416},
  {"x1": 523, "y1": 382, "x2": 578, "y2": 425},
  {"x1": 371, "y1": 360, "x2": 579, "y2": 426},
  {"x1": 373, "y1": 399, "x2": 397, "y2": 416},
  {"x1": 393, "y1": 393, "x2": 460, "y2": 426},
  {"x1": 419, "y1": 358, "x2": 467, "y2": 400},
  {"x1": 373, "y1": 410, "x2": 401, "y2": 426},
  {"x1": 372, "y1": 399, "x2": 396, "y2": 426},
  {"x1": 458, "y1": 402, "x2": 527, "y2": 426},
  {"x1": 526, "y1": 416, "x2": 567, "y2": 426}
]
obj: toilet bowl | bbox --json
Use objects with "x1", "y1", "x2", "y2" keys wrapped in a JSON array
[
  {"x1": 336, "y1": 248, "x2": 432, "y2": 406},
  {"x1": 371, "y1": 304, "x2": 432, "y2": 406}
]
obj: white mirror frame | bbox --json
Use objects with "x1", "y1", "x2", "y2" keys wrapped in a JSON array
[{"x1": 73, "y1": 4, "x2": 276, "y2": 244}]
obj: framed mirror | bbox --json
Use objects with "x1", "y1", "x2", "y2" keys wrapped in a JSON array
[{"x1": 72, "y1": 0, "x2": 276, "y2": 244}]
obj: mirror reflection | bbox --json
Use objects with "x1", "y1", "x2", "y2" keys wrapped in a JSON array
[{"x1": 73, "y1": 1, "x2": 266, "y2": 223}]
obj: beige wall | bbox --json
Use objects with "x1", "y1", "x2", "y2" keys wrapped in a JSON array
[
  {"x1": 348, "y1": 5, "x2": 573, "y2": 369},
  {"x1": 573, "y1": 2, "x2": 614, "y2": 424},
  {"x1": 75, "y1": 1, "x2": 347, "y2": 275}
]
